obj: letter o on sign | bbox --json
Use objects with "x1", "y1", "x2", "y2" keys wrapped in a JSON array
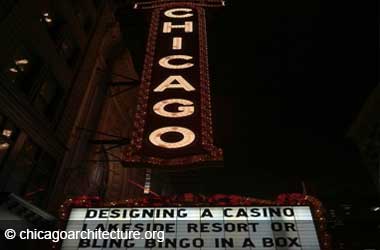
[{"x1": 149, "y1": 127, "x2": 195, "y2": 149}]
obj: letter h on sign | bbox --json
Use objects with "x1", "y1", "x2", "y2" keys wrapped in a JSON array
[{"x1": 123, "y1": 1, "x2": 224, "y2": 167}]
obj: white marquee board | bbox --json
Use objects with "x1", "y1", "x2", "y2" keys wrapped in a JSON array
[{"x1": 62, "y1": 206, "x2": 320, "y2": 249}]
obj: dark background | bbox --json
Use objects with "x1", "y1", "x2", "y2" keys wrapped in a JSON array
[
  {"x1": 118, "y1": 0, "x2": 379, "y2": 248},
  {"x1": 204, "y1": 0, "x2": 377, "y2": 201},
  {"x1": 118, "y1": 0, "x2": 377, "y2": 199}
]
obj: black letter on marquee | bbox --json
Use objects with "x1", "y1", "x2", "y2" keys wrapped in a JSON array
[
  {"x1": 187, "y1": 223, "x2": 198, "y2": 232},
  {"x1": 242, "y1": 238, "x2": 256, "y2": 248},
  {"x1": 201, "y1": 209, "x2": 213, "y2": 218},
  {"x1": 288, "y1": 237, "x2": 301, "y2": 247},
  {"x1": 262, "y1": 238, "x2": 274, "y2": 247},
  {"x1": 78, "y1": 239, "x2": 90, "y2": 247},
  {"x1": 145, "y1": 239, "x2": 156, "y2": 247},
  {"x1": 85, "y1": 209, "x2": 97, "y2": 218}
]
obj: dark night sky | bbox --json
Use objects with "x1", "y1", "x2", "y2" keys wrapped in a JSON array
[
  {"x1": 118, "y1": 1, "x2": 376, "y2": 201},
  {"x1": 204, "y1": 0, "x2": 376, "y2": 201}
]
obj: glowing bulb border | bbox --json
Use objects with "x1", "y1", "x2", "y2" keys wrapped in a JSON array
[{"x1": 123, "y1": 3, "x2": 223, "y2": 167}]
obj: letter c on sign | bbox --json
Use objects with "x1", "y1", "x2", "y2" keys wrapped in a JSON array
[
  {"x1": 159, "y1": 55, "x2": 194, "y2": 69},
  {"x1": 164, "y1": 8, "x2": 193, "y2": 18},
  {"x1": 149, "y1": 127, "x2": 195, "y2": 149}
]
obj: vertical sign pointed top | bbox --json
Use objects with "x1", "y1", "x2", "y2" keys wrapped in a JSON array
[{"x1": 124, "y1": 1, "x2": 224, "y2": 167}]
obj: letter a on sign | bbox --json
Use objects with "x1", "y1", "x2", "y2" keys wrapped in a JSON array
[
  {"x1": 124, "y1": 1, "x2": 224, "y2": 167},
  {"x1": 154, "y1": 75, "x2": 195, "y2": 92}
]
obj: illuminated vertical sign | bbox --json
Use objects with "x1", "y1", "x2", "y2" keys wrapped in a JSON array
[{"x1": 124, "y1": 1, "x2": 224, "y2": 167}]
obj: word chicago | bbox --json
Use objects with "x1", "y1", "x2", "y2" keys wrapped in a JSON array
[{"x1": 149, "y1": 8, "x2": 198, "y2": 149}]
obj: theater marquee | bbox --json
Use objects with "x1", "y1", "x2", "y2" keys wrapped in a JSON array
[
  {"x1": 63, "y1": 206, "x2": 320, "y2": 249},
  {"x1": 124, "y1": 1, "x2": 224, "y2": 167},
  {"x1": 59, "y1": 194, "x2": 330, "y2": 249}
]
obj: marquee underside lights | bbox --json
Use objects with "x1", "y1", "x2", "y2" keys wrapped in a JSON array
[{"x1": 124, "y1": 2, "x2": 223, "y2": 167}]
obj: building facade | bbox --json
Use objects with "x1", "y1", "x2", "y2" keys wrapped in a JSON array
[
  {"x1": 349, "y1": 84, "x2": 380, "y2": 194},
  {"x1": 1, "y1": 1, "x2": 378, "y2": 249},
  {"x1": 0, "y1": 0, "x2": 148, "y2": 215}
]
